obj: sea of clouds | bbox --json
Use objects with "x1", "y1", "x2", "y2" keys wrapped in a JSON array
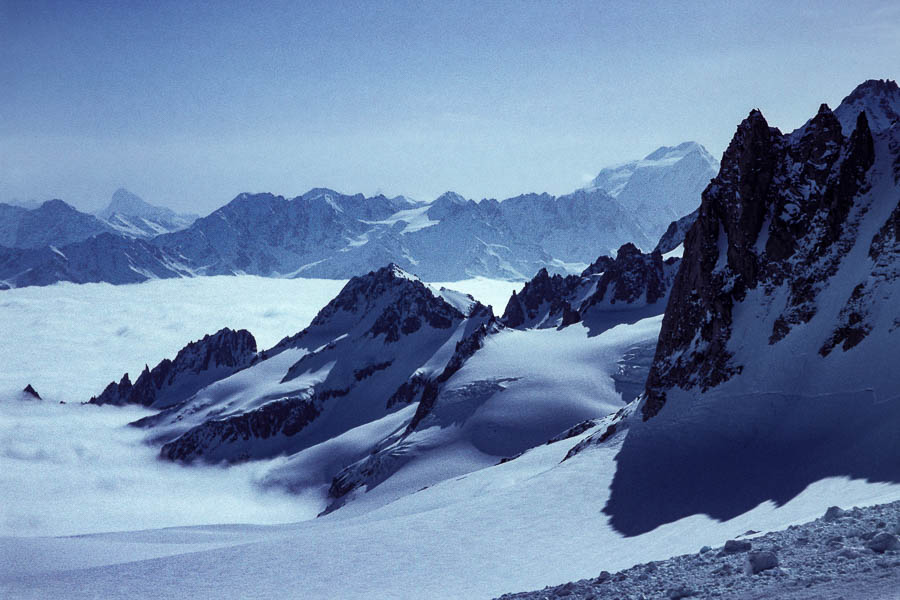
[{"x1": 0, "y1": 275, "x2": 521, "y2": 537}]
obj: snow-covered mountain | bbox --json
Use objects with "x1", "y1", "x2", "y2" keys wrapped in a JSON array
[
  {"x1": 97, "y1": 188, "x2": 198, "y2": 239},
  {"x1": 8, "y1": 80, "x2": 900, "y2": 600},
  {"x1": 83, "y1": 260, "x2": 656, "y2": 515},
  {"x1": 587, "y1": 141, "x2": 719, "y2": 240},
  {"x1": 0, "y1": 199, "x2": 113, "y2": 249},
  {"x1": 148, "y1": 187, "x2": 657, "y2": 281},
  {"x1": 117, "y1": 265, "x2": 491, "y2": 466},
  {"x1": 605, "y1": 78, "x2": 900, "y2": 535},
  {"x1": 0, "y1": 232, "x2": 193, "y2": 288},
  {"x1": 0, "y1": 143, "x2": 713, "y2": 288}
]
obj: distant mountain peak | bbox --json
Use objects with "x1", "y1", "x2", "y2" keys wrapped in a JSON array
[
  {"x1": 96, "y1": 188, "x2": 198, "y2": 238},
  {"x1": 585, "y1": 141, "x2": 719, "y2": 240},
  {"x1": 39, "y1": 198, "x2": 77, "y2": 212},
  {"x1": 642, "y1": 141, "x2": 710, "y2": 162},
  {"x1": 101, "y1": 188, "x2": 163, "y2": 219},
  {"x1": 434, "y1": 191, "x2": 467, "y2": 204},
  {"x1": 427, "y1": 191, "x2": 470, "y2": 220}
]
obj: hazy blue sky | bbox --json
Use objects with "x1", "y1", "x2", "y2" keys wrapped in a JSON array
[{"x1": 2, "y1": 0, "x2": 898, "y2": 214}]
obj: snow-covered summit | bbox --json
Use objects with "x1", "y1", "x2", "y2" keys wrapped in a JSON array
[
  {"x1": 586, "y1": 141, "x2": 719, "y2": 240},
  {"x1": 426, "y1": 191, "x2": 469, "y2": 219},
  {"x1": 834, "y1": 78, "x2": 900, "y2": 135},
  {"x1": 120, "y1": 263, "x2": 492, "y2": 467},
  {"x1": 98, "y1": 188, "x2": 197, "y2": 239}
]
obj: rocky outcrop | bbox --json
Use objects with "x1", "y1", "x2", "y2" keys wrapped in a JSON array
[
  {"x1": 643, "y1": 82, "x2": 894, "y2": 421},
  {"x1": 161, "y1": 395, "x2": 320, "y2": 462},
  {"x1": 498, "y1": 501, "x2": 900, "y2": 600},
  {"x1": 90, "y1": 328, "x2": 257, "y2": 409},
  {"x1": 501, "y1": 244, "x2": 678, "y2": 331},
  {"x1": 500, "y1": 268, "x2": 582, "y2": 328},
  {"x1": 22, "y1": 384, "x2": 41, "y2": 400}
]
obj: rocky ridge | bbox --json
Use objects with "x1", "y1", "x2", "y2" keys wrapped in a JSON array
[
  {"x1": 128, "y1": 265, "x2": 492, "y2": 464},
  {"x1": 501, "y1": 243, "x2": 678, "y2": 331},
  {"x1": 643, "y1": 80, "x2": 900, "y2": 420},
  {"x1": 89, "y1": 328, "x2": 257, "y2": 409}
]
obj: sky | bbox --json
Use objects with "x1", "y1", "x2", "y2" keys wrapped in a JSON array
[{"x1": 1, "y1": 0, "x2": 899, "y2": 214}]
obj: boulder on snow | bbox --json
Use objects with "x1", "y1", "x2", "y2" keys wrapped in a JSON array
[
  {"x1": 667, "y1": 585, "x2": 695, "y2": 599},
  {"x1": 867, "y1": 532, "x2": 899, "y2": 553},
  {"x1": 723, "y1": 539, "x2": 752, "y2": 553},
  {"x1": 744, "y1": 551, "x2": 779, "y2": 575},
  {"x1": 823, "y1": 506, "x2": 846, "y2": 522},
  {"x1": 22, "y1": 384, "x2": 41, "y2": 400}
]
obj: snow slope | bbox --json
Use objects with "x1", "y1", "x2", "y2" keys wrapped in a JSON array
[{"x1": 4, "y1": 402, "x2": 900, "y2": 599}]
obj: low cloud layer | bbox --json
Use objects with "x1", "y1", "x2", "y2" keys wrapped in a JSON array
[{"x1": 0, "y1": 399, "x2": 321, "y2": 537}]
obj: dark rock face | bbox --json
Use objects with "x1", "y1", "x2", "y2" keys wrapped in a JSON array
[
  {"x1": 161, "y1": 395, "x2": 320, "y2": 462},
  {"x1": 90, "y1": 328, "x2": 257, "y2": 408},
  {"x1": 585, "y1": 244, "x2": 670, "y2": 307},
  {"x1": 501, "y1": 244, "x2": 677, "y2": 331},
  {"x1": 500, "y1": 268, "x2": 581, "y2": 328},
  {"x1": 642, "y1": 102, "x2": 880, "y2": 420}
]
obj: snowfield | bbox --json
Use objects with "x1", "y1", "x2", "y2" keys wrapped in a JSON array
[{"x1": 3, "y1": 275, "x2": 900, "y2": 599}]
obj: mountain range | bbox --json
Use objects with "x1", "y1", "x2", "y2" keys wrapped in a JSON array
[
  {"x1": 7, "y1": 78, "x2": 900, "y2": 600},
  {"x1": 0, "y1": 145, "x2": 717, "y2": 287},
  {"x1": 89, "y1": 246, "x2": 672, "y2": 512},
  {"x1": 80, "y1": 78, "x2": 900, "y2": 521}
]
